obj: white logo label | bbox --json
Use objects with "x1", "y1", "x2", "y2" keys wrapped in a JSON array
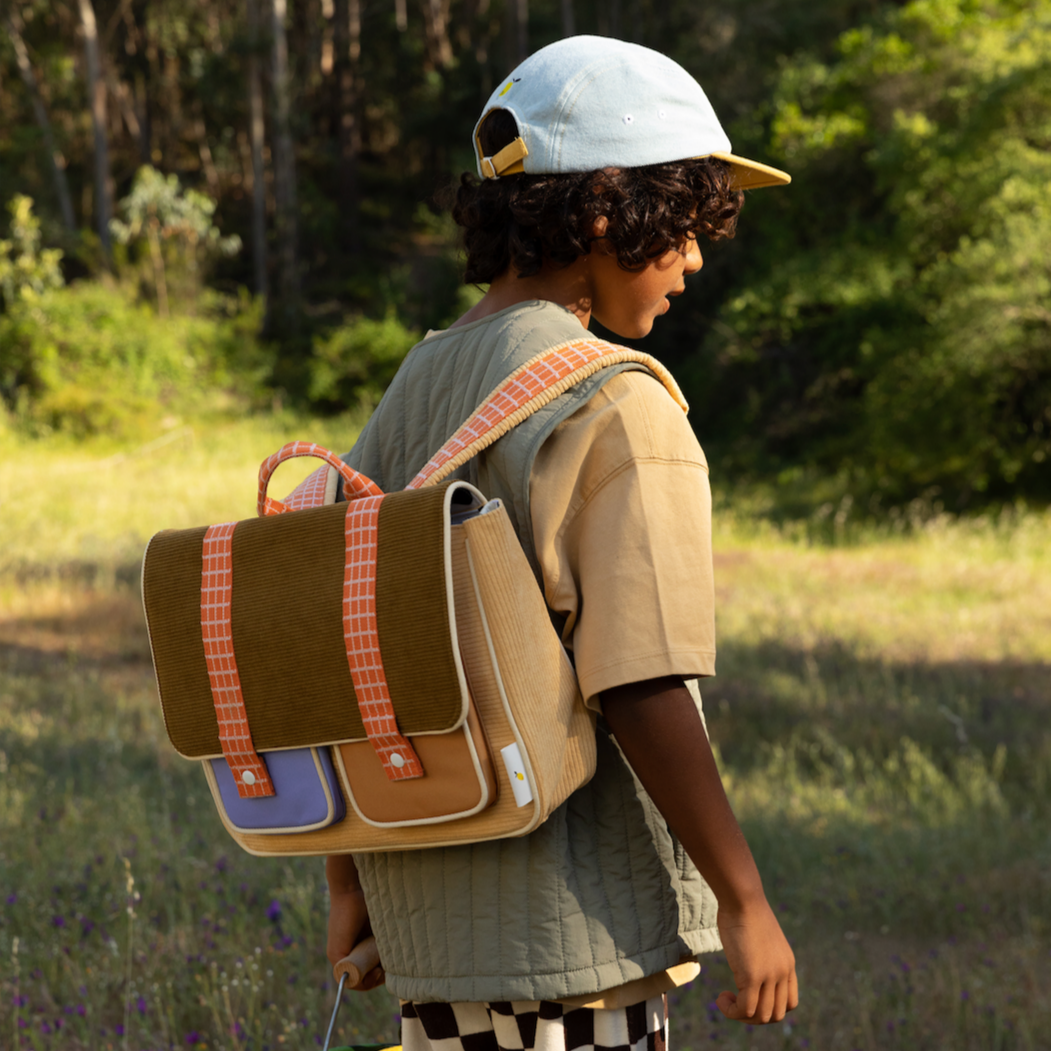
[{"x1": 500, "y1": 743, "x2": 533, "y2": 808}]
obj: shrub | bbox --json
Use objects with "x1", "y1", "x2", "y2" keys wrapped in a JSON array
[
  {"x1": 0, "y1": 280, "x2": 268, "y2": 437},
  {"x1": 308, "y1": 313, "x2": 420, "y2": 411}
]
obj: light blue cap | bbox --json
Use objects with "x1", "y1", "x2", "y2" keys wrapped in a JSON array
[{"x1": 474, "y1": 36, "x2": 790, "y2": 189}]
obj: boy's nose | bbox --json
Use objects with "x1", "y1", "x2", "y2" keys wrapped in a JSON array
[{"x1": 683, "y1": 237, "x2": 703, "y2": 274}]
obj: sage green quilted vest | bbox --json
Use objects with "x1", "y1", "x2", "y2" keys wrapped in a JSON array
[{"x1": 341, "y1": 300, "x2": 721, "y2": 1004}]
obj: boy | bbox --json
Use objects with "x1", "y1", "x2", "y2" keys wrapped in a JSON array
[{"x1": 327, "y1": 36, "x2": 797, "y2": 1050}]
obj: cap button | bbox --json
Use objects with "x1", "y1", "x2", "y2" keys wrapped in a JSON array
[
  {"x1": 390, "y1": 752, "x2": 406, "y2": 769},
  {"x1": 241, "y1": 770, "x2": 257, "y2": 786}
]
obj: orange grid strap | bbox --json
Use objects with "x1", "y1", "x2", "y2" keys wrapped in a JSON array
[
  {"x1": 201, "y1": 522, "x2": 275, "y2": 799},
  {"x1": 342, "y1": 496, "x2": 424, "y2": 781},
  {"x1": 258, "y1": 441, "x2": 382, "y2": 517},
  {"x1": 406, "y1": 338, "x2": 687, "y2": 490},
  {"x1": 280, "y1": 464, "x2": 332, "y2": 511}
]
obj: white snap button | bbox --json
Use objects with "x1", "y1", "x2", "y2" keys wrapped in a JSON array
[
  {"x1": 241, "y1": 770, "x2": 257, "y2": 785},
  {"x1": 658, "y1": 108, "x2": 667, "y2": 119},
  {"x1": 390, "y1": 752, "x2": 406, "y2": 769},
  {"x1": 623, "y1": 114, "x2": 634, "y2": 124}
]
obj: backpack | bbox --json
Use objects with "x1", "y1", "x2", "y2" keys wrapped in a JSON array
[{"x1": 142, "y1": 338, "x2": 684, "y2": 855}]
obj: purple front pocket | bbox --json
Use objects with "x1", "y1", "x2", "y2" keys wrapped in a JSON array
[{"x1": 208, "y1": 747, "x2": 345, "y2": 833}]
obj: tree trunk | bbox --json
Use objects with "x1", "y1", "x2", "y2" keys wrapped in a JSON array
[
  {"x1": 503, "y1": 0, "x2": 527, "y2": 66},
  {"x1": 271, "y1": 0, "x2": 300, "y2": 313},
  {"x1": 332, "y1": 0, "x2": 362, "y2": 255},
  {"x1": 246, "y1": 0, "x2": 268, "y2": 301},
  {"x1": 423, "y1": 0, "x2": 454, "y2": 69},
  {"x1": 514, "y1": 0, "x2": 528, "y2": 63},
  {"x1": 77, "y1": 0, "x2": 112, "y2": 258},
  {"x1": 560, "y1": 0, "x2": 574, "y2": 37},
  {"x1": 6, "y1": 8, "x2": 76, "y2": 232}
]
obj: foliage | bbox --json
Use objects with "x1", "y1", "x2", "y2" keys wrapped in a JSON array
[
  {"x1": 110, "y1": 166, "x2": 242, "y2": 313},
  {"x1": 686, "y1": 0, "x2": 1051, "y2": 511},
  {"x1": 309, "y1": 313, "x2": 421, "y2": 411},
  {"x1": 2, "y1": 0, "x2": 1049, "y2": 513},
  {"x1": 0, "y1": 195, "x2": 63, "y2": 308},
  {"x1": 0, "y1": 281, "x2": 268, "y2": 438}
]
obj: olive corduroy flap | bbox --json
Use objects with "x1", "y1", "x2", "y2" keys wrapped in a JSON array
[{"x1": 142, "y1": 337, "x2": 688, "y2": 854}]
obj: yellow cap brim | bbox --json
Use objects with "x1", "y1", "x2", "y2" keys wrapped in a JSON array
[{"x1": 708, "y1": 152, "x2": 791, "y2": 189}]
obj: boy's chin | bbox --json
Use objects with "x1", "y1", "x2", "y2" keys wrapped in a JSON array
[{"x1": 599, "y1": 317, "x2": 656, "y2": 340}]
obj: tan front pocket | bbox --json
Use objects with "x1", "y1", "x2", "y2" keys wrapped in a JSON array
[{"x1": 335, "y1": 696, "x2": 498, "y2": 826}]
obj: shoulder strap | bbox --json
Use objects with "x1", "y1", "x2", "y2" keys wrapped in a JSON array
[
  {"x1": 268, "y1": 336, "x2": 687, "y2": 509},
  {"x1": 405, "y1": 336, "x2": 687, "y2": 491}
]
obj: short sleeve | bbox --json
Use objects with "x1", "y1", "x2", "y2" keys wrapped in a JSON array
[{"x1": 529, "y1": 370, "x2": 716, "y2": 711}]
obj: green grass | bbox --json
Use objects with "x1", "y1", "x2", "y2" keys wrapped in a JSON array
[{"x1": 1, "y1": 421, "x2": 1048, "y2": 1050}]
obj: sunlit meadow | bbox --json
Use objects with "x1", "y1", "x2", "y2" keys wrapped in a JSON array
[{"x1": 1, "y1": 418, "x2": 1048, "y2": 1050}]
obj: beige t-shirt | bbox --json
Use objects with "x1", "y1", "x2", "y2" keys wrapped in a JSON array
[
  {"x1": 528, "y1": 368, "x2": 716, "y2": 1007},
  {"x1": 531, "y1": 369, "x2": 716, "y2": 709}
]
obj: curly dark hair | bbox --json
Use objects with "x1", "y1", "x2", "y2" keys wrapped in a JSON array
[{"x1": 451, "y1": 109, "x2": 744, "y2": 285}]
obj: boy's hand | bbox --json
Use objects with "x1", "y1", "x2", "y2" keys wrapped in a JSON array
[
  {"x1": 602, "y1": 676, "x2": 799, "y2": 1026},
  {"x1": 326, "y1": 856, "x2": 385, "y2": 991},
  {"x1": 715, "y1": 900, "x2": 798, "y2": 1023}
]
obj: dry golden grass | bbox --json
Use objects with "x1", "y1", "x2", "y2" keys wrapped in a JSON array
[{"x1": 1, "y1": 421, "x2": 1048, "y2": 1050}]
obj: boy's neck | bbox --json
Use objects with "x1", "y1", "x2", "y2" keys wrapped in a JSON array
[{"x1": 450, "y1": 259, "x2": 594, "y2": 331}]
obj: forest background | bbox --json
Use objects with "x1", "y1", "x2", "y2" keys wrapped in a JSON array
[{"x1": 2, "y1": 0, "x2": 1049, "y2": 519}]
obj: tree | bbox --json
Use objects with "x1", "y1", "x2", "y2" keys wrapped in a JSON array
[
  {"x1": 246, "y1": 0, "x2": 269, "y2": 299},
  {"x1": 270, "y1": 0, "x2": 300, "y2": 320},
  {"x1": 76, "y1": 0, "x2": 112, "y2": 260},
  {"x1": 0, "y1": 195, "x2": 64, "y2": 308},
  {"x1": 110, "y1": 166, "x2": 241, "y2": 316},
  {"x1": 4, "y1": 8, "x2": 75, "y2": 232},
  {"x1": 693, "y1": 0, "x2": 1051, "y2": 507}
]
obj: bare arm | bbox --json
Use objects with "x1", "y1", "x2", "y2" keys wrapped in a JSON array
[
  {"x1": 602, "y1": 675, "x2": 798, "y2": 1024},
  {"x1": 325, "y1": 854, "x2": 384, "y2": 991}
]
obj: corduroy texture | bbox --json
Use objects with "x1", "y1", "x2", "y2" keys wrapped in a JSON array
[
  {"x1": 337, "y1": 698, "x2": 497, "y2": 825},
  {"x1": 344, "y1": 303, "x2": 722, "y2": 1004},
  {"x1": 145, "y1": 489, "x2": 463, "y2": 759},
  {"x1": 224, "y1": 513, "x2": 589, "y2": 855}
]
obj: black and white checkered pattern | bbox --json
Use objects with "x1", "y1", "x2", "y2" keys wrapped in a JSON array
[{"x1": 400, "y1": 995, "x2": 667, "y2": 1051}]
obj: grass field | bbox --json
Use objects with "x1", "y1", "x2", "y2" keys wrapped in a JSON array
[{"x1": 1, "y1": 418, "x2": 1048, "y2": 1051}]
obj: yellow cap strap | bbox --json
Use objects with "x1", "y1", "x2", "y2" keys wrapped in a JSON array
[{"x1": 479, "y1": 137, "x2": 529, "y2": 179}]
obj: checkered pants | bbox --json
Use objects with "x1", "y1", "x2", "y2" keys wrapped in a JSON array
[{"x1": 400, "y1": 994, "x2": 668, "y2": 1051}]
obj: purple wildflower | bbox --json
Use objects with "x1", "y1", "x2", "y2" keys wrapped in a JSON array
[
  {"x1": 185, "y1": 1031, "x2": 200, "y2": 1044},
  {"x1": 137, "y1": 995, "x2": 147, "y2": 1015},
  {"x1": 115, "y1": 1023, "x2": 125, "y2": 1035},
  {"x1": 267, "y1": 899, "x2": 282, "y2": 922},
  {"x1": 52, "y1": 915, "x2": 66, "y2": 928},
  {"x1": 6, "y1": 893, "x2": 15, "y2": 904}
]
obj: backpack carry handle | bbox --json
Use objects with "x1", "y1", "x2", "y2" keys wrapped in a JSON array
[{"x1": 258, "y1": 441, "x2": 383, "y2": 517}]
